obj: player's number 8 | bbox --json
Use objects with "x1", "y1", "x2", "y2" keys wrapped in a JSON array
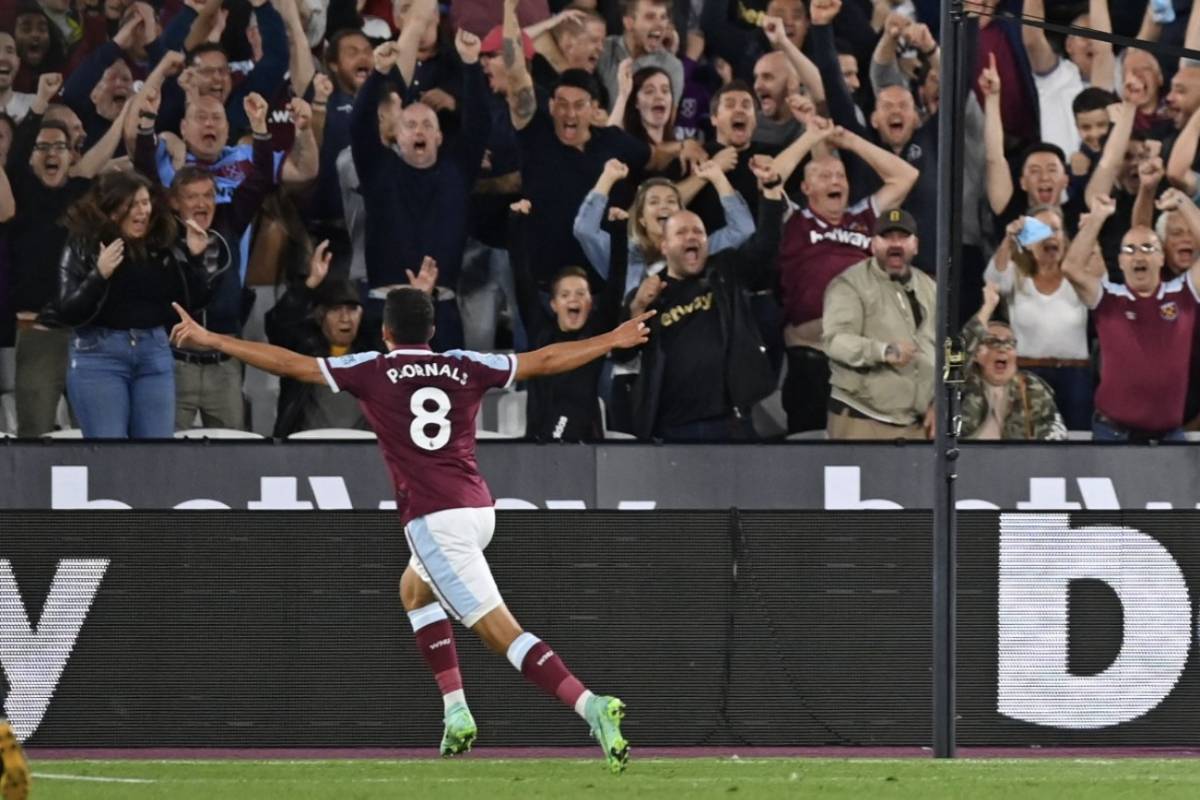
[{"x1": 410, "y1": 387, "x2": 452, "y2": 450}]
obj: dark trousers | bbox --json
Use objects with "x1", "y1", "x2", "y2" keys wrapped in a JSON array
[
  {"x1": 656, "y1": 413, "x2": 756, "y2": 442},
  {"x1": 782, "y1": 346, "x2": 830, "y2": 433},
  {"x1": 1026, "y1": 365, "x2": 1093, "y2": 431}
]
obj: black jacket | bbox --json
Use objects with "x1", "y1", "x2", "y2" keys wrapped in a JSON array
[
  {"x1": 56, "y1": 234, "x2": 219, "y2": 329},
  {"x1": 623, "y1": 196, "x2": 783, "y2": 440},
  {"x1": 264, "y1": 283, "x2": 374, "y2": 438}
]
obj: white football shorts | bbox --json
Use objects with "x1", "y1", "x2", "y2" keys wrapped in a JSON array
[{"x1": 404, "y1": 506, "x2": 502, "y2": 628}]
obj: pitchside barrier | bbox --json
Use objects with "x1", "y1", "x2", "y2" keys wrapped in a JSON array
[{"x1": 1, "y1": 510, "x2": 1197, "y2": 747}]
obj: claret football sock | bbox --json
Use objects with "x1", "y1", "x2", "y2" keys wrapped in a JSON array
[
  {"x1": 505, "y1": 632, "x2": 593, "y2": 720},
  {"x1": 408, "y1": 603, "x2": 467, "y2": 712}
]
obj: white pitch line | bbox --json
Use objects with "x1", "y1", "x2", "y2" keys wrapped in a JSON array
[{"x1": 34, "y1": 771, "x2": 157, "y2": 784}]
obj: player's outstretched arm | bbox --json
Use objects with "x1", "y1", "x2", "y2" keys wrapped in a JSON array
[
  {"x1": 170, "y1": 302, "x2": 327, "y2": 384},
  {"x1": 514, "y1": 311, "x2": 655, "y2": 380}
]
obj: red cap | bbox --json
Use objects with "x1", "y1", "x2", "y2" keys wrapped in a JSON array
[{"x1": 480, "y1": 25, "x2": 535, "y2": 61}]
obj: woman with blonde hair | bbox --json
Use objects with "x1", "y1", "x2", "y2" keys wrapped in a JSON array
[{"x1": 984, "y1": 204, "x2": 1093, "y2": 429}]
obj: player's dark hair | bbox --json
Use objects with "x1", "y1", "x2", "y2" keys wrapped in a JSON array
[
  {"x1": 1072, "y1": 87, "x2": 1119, "y2": 116},
  {"x1": 554, "y1": 69, "x2": 601, "y2": 102},
  {"x1": 709, "y1": 80, "x2": 757, "y2": 116},
  {"x1": 384, "y1": 287, "x2": 436, "y2": 344},
  {"x1": 35, "y1": 118, "x2": 70, "y2": 141}
]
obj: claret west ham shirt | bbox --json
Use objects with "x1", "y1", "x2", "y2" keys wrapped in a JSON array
[{"x1": 319, "y1": 347, "x2": 517, "y2": 524}]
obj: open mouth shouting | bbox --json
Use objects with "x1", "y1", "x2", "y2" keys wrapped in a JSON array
[
  {"x1": 645, "y1": 28, "x2": 665, "y2": 51},
  {"x1": 1033, "y1": 183, "x2": 1059, "y2": 205},
  {"x1": 40, "y1": 154, "x2": 64, "y2": 183}
]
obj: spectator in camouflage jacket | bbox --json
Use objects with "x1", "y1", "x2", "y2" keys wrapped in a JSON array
[{"x1": 960, "y1": 282, "x2": 1067, "y2": 440}]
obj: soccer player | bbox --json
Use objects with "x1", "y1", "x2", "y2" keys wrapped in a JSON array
[
  {"x1": 169, "y1": 290, "x2": 653, "y2": 773},
  {"x1": 0, "y1": 716, "x2": 30, "y2": 800}
]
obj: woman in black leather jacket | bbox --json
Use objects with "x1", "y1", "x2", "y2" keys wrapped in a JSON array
[{"x1": 58, "y1": 170, "x2": 215, "y2": 438}]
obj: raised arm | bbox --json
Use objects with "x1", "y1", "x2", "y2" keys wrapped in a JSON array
[
  {"x1": 573, "y1": 159, "x2": 628, "y2": 276},
  {"x1": 1062, "y1": 196, "x2": 1113, "y2": 306},
  {"x1": 279, "y1": 0, "x2": 317, "y2": 98},
  {"x1": 227, "y1": 1, "x2": 289, "y2": 132},
  {"x1": 1087, "y1": 0, "x2": 1115, "y2": 91},
  {"x1": 1168, "y1": 105, "x2": 1200, "y2": 195},
  {"x1": 280, "y1": 98, "x2": 318, "y2": 187},
  {"x1": 396, "y1": 0, "x2": 437, "y2": 86},
  {"x1": 979, "y1": 52, "x2": 1013, "y2": 215},
  {"x1": 172, "y1": 302, "x2": 326, "y2": 384},
  {"x1": 514, "y1": 311, "x2": 654, "y2": 380},
  {"x1": 1021, "y1": 0, "x2": 1057, "y2": 75},
  {"x1": 350, "y1": 52, "x2": 398, "y2": 179},
  {"x1": 608, "y1": 59, "x2": 633, "y2": 128},
  {"x1": 71, "y1": 100, "x2": 133, "y2": 178},
  {"x1": 834, "y1": 127, "x2": 919, "y2": 212},
  {"x1": 503, "y1": 0, "x2": 537, "y2": 131},
  {"x1": 183, "y1": 0, "x2": 223, "y2": 52},
  {"x1": 1085, "y1": 98, "x2": 1137, "y2": 207},
  {"x1": 1132, "y1": 155, "x2": 1164, "y2": 229},
  {"x1": 772, "y1": 115, "x2": 838, "y2": 183},
  {"x1": 763, "y1": 14, "x2": 825, "y2": 108}
]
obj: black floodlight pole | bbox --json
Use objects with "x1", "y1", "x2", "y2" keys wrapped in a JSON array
[{"x1": 933, "y1": 0, "x2": 968, "y2": 760}]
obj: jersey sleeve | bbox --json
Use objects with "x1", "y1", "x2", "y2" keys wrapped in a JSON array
[
  {"x1": 318, "y1": 351, "x2": 383, "y2": 397},
  {"x1": 443, "y1": 350, "x2": 517, "y2": 391}
]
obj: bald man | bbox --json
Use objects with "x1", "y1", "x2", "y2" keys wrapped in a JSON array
[
  {"x1": 622, "y1": 165, "x2": 787, "y2": 441},
  {"x1": 752, "y1": 51, "x2": 801, "y2": 148},
  {"x1": 1063, "y1": 190, "x2": 1200, "y2": 441}
]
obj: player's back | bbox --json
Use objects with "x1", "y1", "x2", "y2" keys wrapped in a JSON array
[{"x1": 319, "y1": 347, "x2": 517, "y2": 524}]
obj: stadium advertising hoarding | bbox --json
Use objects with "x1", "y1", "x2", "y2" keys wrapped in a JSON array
[
  {"x1": 3, "y1": 442, "x2": 1200, "y2": 510},
  {"x1": 2, "y1": 511, "x2": 1199, "y2": 747}
]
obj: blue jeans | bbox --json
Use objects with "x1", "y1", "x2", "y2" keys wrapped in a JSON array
[
  {"x1": 1091, "y1": 412, "x2": 1186, "y2": 443},
  {"x1": 66, "y1": 326, "x2": 176, "y2": 438}
]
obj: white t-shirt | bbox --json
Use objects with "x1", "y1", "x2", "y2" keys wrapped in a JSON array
[
  {"x1": 1034, "y1": 58, "x2": 1085, "y2": 156},
  {"x1": 984, "y1": 257, "x2": 1089, "y2": 359},
  {"x1": 3, "y1": 92, "x2": 34, "y2": 122}
]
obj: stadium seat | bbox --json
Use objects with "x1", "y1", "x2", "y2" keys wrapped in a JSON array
[
  {"x1": 786, "y1": 430, "x2": 828, "y2": 441},
  {"x1": 496, "y1": 390, "x2": 527, "y2": 437},
  {"x1": 174, "y1": 428, "x2": 266, "y2": 440},
  {"x1": 287, "y1": 428, "x2": 378, "y2": 440},
  {"x1": 1184, "y1": 431, "x2": 1200, "y2": 442},
  {"x1": 475, "y1": 429, "x2": 519, "y2": 439},
  {"x1": 0, "y1": 431, "x2": 13, "y2": 438},
  {"x1": 0, "y1": 347, "x2": 13, "y2": 394},
  {"x1": 752, "y1": 389, "x2": 788, "y2": 439},
  {"x1": 42, "y1": 428, "x2": 84, "y2": 438},
  {"x1": 1065, "y1": 430, "x2": 1094, "y2": 441}
]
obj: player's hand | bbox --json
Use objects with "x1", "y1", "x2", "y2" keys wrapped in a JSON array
[
  {"x1": 170, "y1": 302, "x2": 220, "y2": 349},
  {"x1": 97, "y1": 239, "x2": 125, "y2": 278},
  {"x1": 406, "y1": 256, "x2": 439, "y2": 294},
  {"x1": 610, "y1": 309, "x2": 656, "y2": 349},
  {"x1": 306, "y1": 239, "x2": 332, "y2": 289}
]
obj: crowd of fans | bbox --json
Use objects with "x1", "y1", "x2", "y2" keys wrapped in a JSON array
[{"x1": 1, "y1": 0, "x2": 1199, "y2": 443}]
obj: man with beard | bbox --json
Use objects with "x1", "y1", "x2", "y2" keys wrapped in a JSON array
[
  {"x1": 775, "y1": 118, "x2": 919, "y2": 433},
  {"x1": 623, "y1": 160, "x2": 785, "y2": 441},
  {"x1": 959, "y1": 282, "x2": 1066, "y2": 440},
  {"x1": 597, "y1": 0, "x2": 683, "y2": 114},
  {"x1": 4, "y1": 72, "x2": 126, "y2": 435},
  {"x1": 822, "y1": 210, "x2": 936, "y2": 440},
  {"x1": 350, "y1": 26, "x2": 489, "y2": 350},
  {"x1": 10, "y1": 2, "x2": 66, "y2": 92},
  {"x1": 0, "y1": 33, "x2": 34, "y2": 120},
  {"x1": 134, "y1": 91, "x2": 276, "y2": 431},
  {"x1": 1063, "y1": 190, "x2": 1200, "y2": 441}
]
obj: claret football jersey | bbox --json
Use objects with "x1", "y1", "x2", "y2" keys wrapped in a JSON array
[{"x1": 319, "y1": 347, "x2": 517, "y2": 524}]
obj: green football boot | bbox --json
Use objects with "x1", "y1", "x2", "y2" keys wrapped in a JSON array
[
  {"x1": 440, "y1": 702, "x2": 477, "y2": 757},
  {"x1": 585, "y1": 695, "x2": 629, "y2": 774}
]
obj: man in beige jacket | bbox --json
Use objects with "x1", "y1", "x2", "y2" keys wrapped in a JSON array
[{"x1": 821, "y1": 209, "x2": 937, "y2": 439}]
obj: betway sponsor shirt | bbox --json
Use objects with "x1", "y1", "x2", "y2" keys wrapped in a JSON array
[
  {"x1": 778, "y1": 199, "x2": 878, "y2": 326},
  {"x1": 319, "y1": 347, "x2": 517, "y2": 524},
  {"x1": 1092, "y1": 275, "x2": 1199, "y2": 432}
]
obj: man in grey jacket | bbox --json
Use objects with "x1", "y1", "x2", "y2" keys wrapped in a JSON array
[{"x1": 822, "y1": 209, "x2": 937, "y2": 439}]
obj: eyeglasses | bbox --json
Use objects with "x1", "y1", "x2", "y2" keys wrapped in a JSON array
[
  {"x1": 33, "y1": 142, "x2": 69, "y2": 153},
  {"x1": 981, "y1": 336, "x2": 1017, "y2": 350},
  {"x1": 1119, "y1": 243, "x2": 1161, "y2": 255}
]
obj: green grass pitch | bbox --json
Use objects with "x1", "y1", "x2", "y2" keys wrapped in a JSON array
[{"x1": 23, "y1": 757, "x2": 1200, "y2": 799}]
